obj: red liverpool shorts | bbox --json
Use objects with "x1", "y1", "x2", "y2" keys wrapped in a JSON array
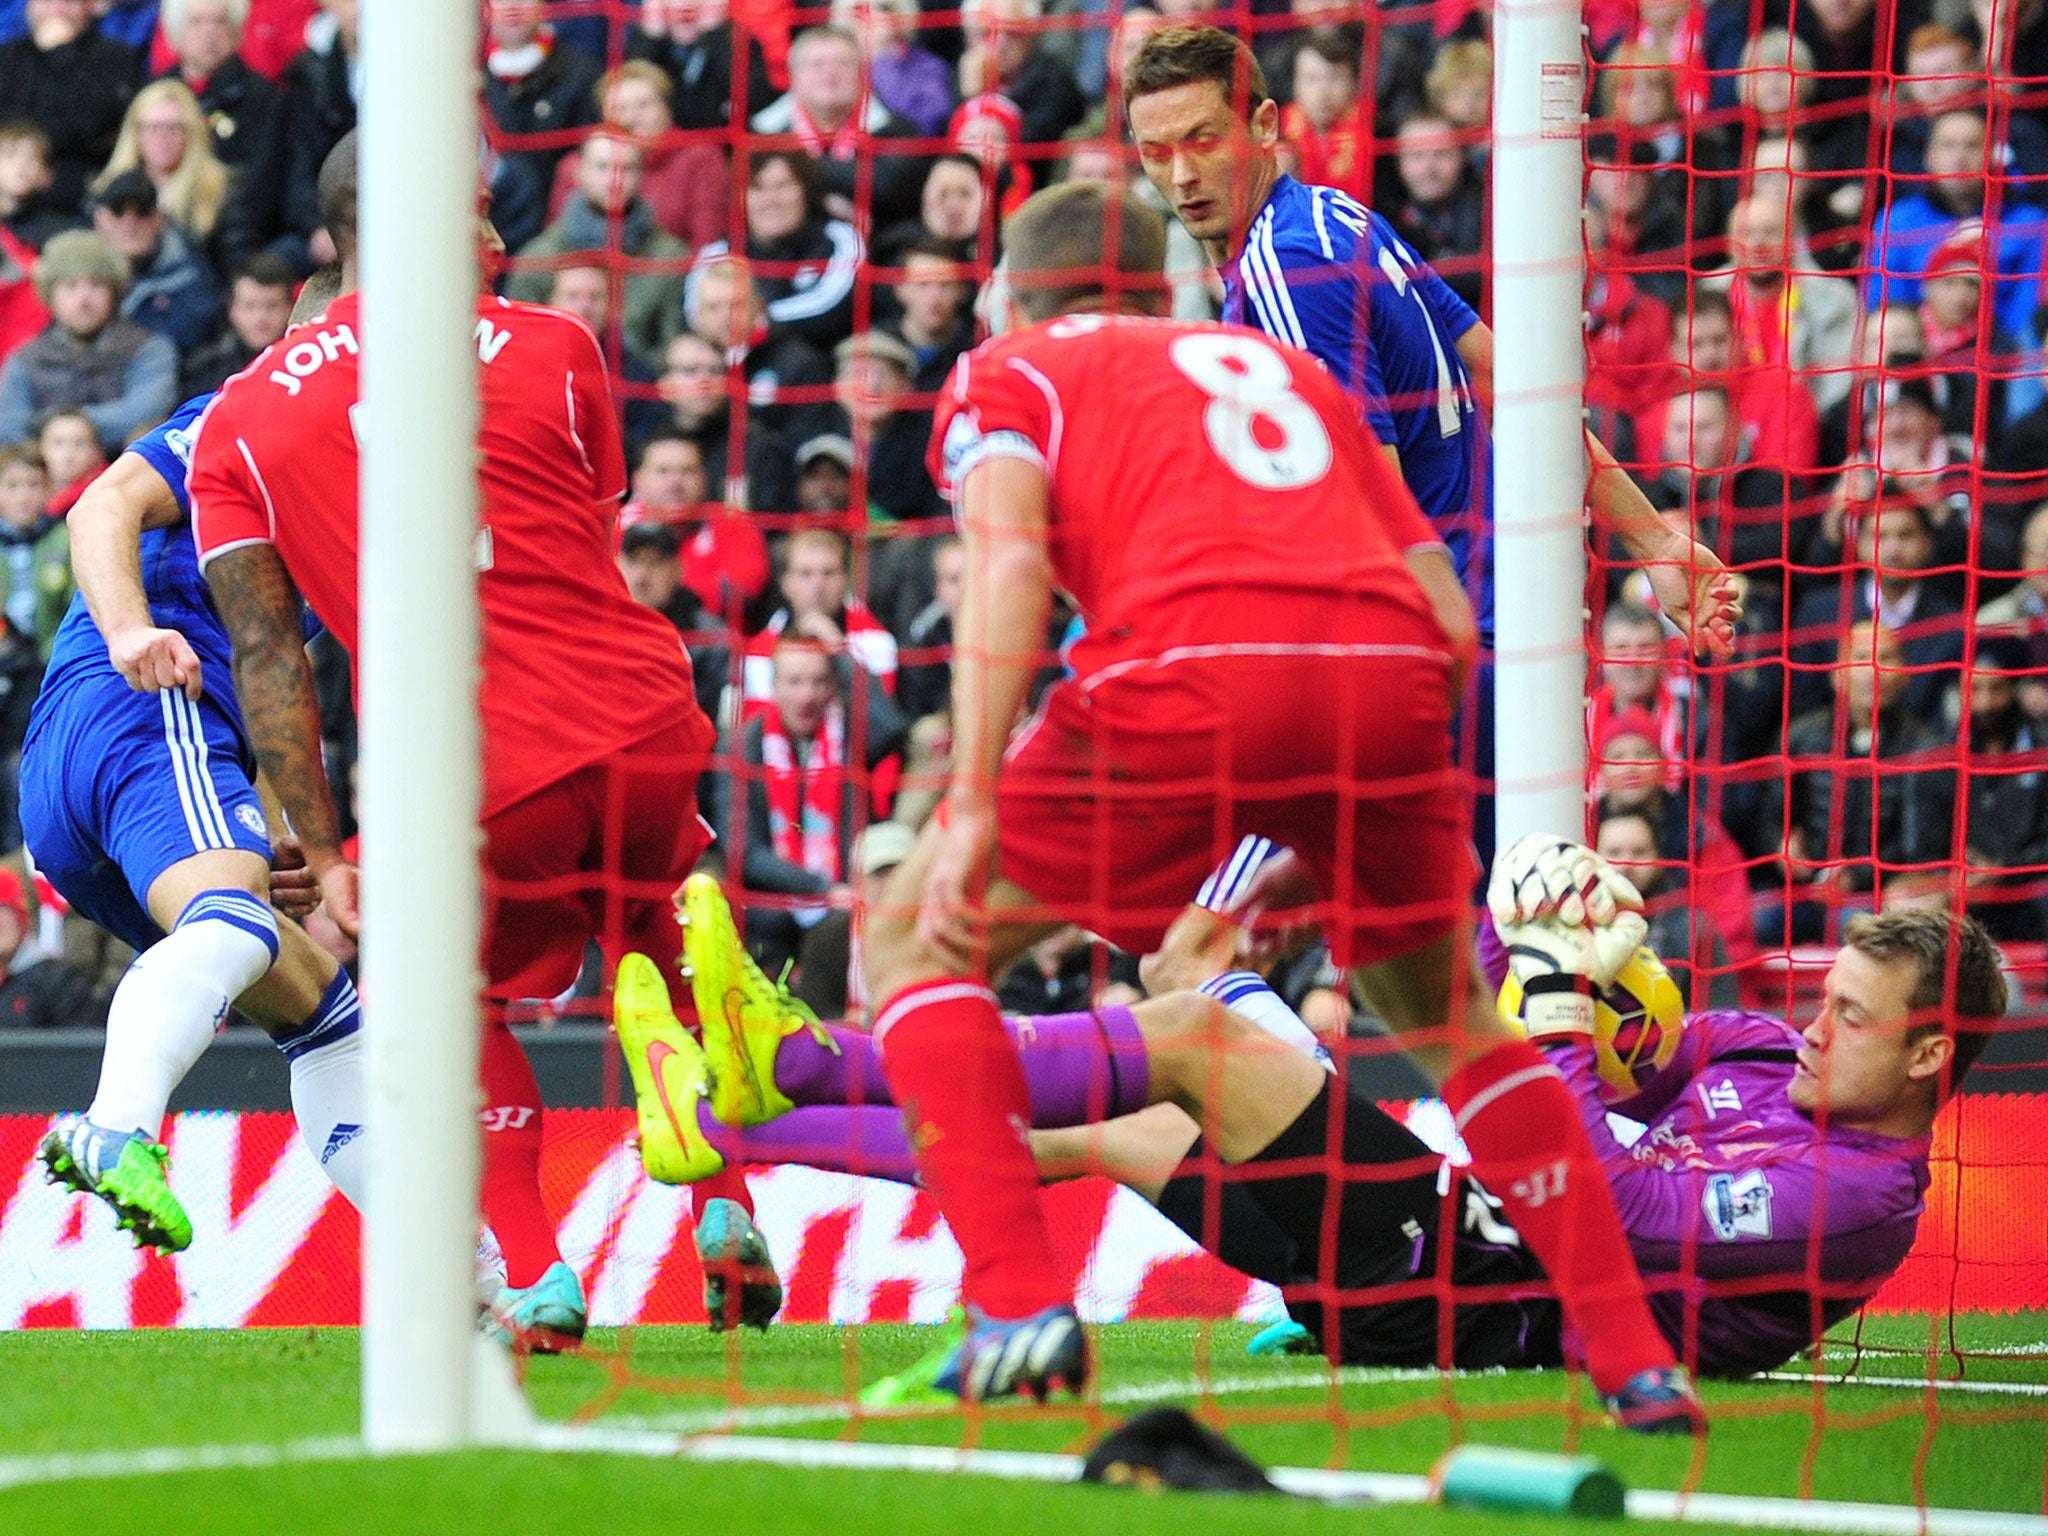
[
  {"x1": 993, "y1": 608, "x2": 1470, "y2": 967},
  {"x1": 481, "y1": 712, "x2": 716, "y2": 1000}
]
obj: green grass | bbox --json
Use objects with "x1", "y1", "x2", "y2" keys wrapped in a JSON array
[{"x1": 1, "y1": 1317, "x2": 2042, "y2": 1534}]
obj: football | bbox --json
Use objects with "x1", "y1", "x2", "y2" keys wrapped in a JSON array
[{"x1": 1498, "y1": 941, "x2": 1687, "y2": 1100}]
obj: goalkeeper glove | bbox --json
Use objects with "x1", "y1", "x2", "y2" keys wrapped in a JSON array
[
  {"x1": 1500, "y1": 911, "x2": 1648, "y2": 1040},
  {"x1": 1489, "y1": 833, "x2": 1645, "y2": 931}
]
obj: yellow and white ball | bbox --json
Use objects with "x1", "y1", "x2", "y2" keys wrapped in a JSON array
[{"x1": 1498, "y1": 944, "x2": 1686, "y2": 1100}]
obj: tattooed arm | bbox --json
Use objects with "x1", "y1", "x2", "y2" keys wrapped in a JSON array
[{"x1": 206, "y1": 544, "x2": 362, "y2": 935}]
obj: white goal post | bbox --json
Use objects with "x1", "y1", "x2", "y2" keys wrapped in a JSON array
[
  {"x1": 358, "y1": 0, "x2": 486, "y2": 1452},
  {"x1": 1490, "y1": 0, "x2": 1591, "y2": 848}
]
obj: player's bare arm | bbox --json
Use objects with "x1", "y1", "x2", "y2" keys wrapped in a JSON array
[
  {"x1": 70, "y1": 452, "x2": 205, "y2": 699},
  {"x1": 206, "y1": 544, "x2": 355, "y2": 930},
  {"x1": 918, "y1": 454, "x2": 1054, "y2": 968},
  {"x1": 1451, "y1": 323, "x2": 1739, "y2": 658},
  {"x1": 1402, "y1": 544, "x2": 1477, "y2": 701}
]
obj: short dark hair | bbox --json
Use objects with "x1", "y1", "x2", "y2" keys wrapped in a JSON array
[
  {"x1": 1296, "y1": 27, "x2": 1360, "y2": 77},
  {"x1": 317, "y1": 129, "x2": 358, "y2": 263},
  {"x1": 233, "y1": 252, "x2": 297, "y2": 293},
  {"x1": 633, "y1": 425, "x2": 701, "y2": 472},
  {"x1": 896, "y1": 232, "x2": 970, "y2": 269},
  {"x1": 620, "y1": 520, "x2": 681, "y2": 559},
  {"x1": 0, "y1": 120, "x2": 50, "y2": 158},
  {"x1": 1841, "y1": 909, "x2": 2007, "y2": 1090},
  {"x1": 1125, "y1": 26, "x2": 1270, "y2": 116},
  {"x1": 1002, "y1": 181, "x2": 1167, "y2": 325},
  {"x1": 0, "y1": 442, "x2": 47, "y2": 478},
  {"x1": 749, "y1": 148, "x2": 825, "y2": 227},
  {"x1": 1684, "y1": 287, "x2": 1734, "y2": 328},
  {"x1": 291, "y1": 264, "x2": 345, "y2": 325}
]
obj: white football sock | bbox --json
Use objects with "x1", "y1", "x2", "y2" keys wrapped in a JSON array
[
  {"x1": 87, "y1": 890, "x2": 279, "y2": 1137},
  {"x1": 276, "y1": 969, "x2": 366, "y2": 1209},
  {"x1": 1198, "y1": 970, "x2": 1333, "y2": 1071}
]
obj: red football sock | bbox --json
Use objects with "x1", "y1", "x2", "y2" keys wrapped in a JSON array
[
  {"x1": 875, "y1": 979, "x2": 1065, "y2": 1319},
  {"x1": 692, "y1": 1165, "x2": 755, "y2": 1220},
  {"x1": 1441, "y1": 1037, "x2": 1676, "y2": 1394},
  {"x1": 479, "y1": 1016, "x2": 561, "y2": 1289}
]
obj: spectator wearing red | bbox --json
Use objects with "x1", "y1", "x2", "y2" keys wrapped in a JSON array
[
  {"x1": 742, "y1": 525, "x2": 898, "y2": 709},
  {"x1": 950, "y1": 93, "x2": 1031, "y2": 222},
  {"x1": 0, "y1": 865, "x2": 102, "y2": 1028},
  {"x1": 1915, "y1": 217, "x2": 2038, "y2": 433},
  {"x1": 548, "y1": 62, "x2": 730, "y2": 254},
  {"x1": 1631, "y1": 288, "x2": 1822, "y2": 477},
  {"x1": 620, "y1": 426, "x2": 772, "y2": 623},
  {"x1": 1791, "y1": 484, "x2": 1966, "y2": 723},
  {"x1": 35, "y1": 408, "x2": 102, "y2": 517},
  {"x1": 1586, "y1": 600, "x2": 1688, "y2": 793},
  {"x1": 1589, "y1": 707, "x2": 1754, "y2": 978},
  {"x1": 1277, "y1": 31, "x2": 1369, "y2": 203},
  {"x1": 707, "y1": 632, "x2": 908, "y2": 972},
  {"x1": 0, "y1": 122, "x2": 65, "y2": 254},
  {"x1": 1584, "y1": 199, "x2": 1672, "y2": 425},
  {"x1": 1702, "y1": 192, "x2": 1859, "y2": 414},
  {"x1": 750, "y1": 24, "x2": 926, "y2": 230}
]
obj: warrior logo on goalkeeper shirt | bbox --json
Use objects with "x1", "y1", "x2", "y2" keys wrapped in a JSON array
[{"x1": 1703, "y1": 1170, "x2": 1774, "y2": 1241}]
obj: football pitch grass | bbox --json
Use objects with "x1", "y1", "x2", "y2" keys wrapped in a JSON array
[{"x1": 1, "y1": 1314, "x2": 2043, "y2": 1535}]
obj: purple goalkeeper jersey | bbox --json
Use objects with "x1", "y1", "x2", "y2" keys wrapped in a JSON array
[{"x1": 1477, "y1": 925, "x2": 1930, "y2": 1376}]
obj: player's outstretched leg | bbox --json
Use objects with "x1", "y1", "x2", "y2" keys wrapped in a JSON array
[
  {"x1": 677, "y1": 874, "x2": 862, "y2": 1126},
  {"x1": 1357, "y1": 937, "x2": 1701, "y2": 1435},
  {"x1": 41, "y1": 877, "x2": 283, "y2": 1253},
  {"x1": 863, "y1": 826, "x2": 1084, "y2": 1404},
  {"x1": 614, "y1": 948, "x2": 782, "y2": 1329},
  {"x1": 477, "y1": 1014, "x2": 587, "y2": 1352}
]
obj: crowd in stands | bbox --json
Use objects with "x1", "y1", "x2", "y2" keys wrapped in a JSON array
[{"x1": 0, "y1": 0, "x2": 2045, "y2": 1025}]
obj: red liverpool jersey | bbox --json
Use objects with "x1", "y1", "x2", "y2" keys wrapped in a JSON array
[
  {"x1": 190, "y1": 291, "x2": 699, "y2": 817},
  {"x1": 929, "y1": 314, "x2": 1445, "y2": 681}
]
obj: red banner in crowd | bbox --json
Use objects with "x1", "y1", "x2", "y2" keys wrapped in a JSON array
[{"x1": 1, "y1": 1096, "x2": 2042, "y2": 1330}]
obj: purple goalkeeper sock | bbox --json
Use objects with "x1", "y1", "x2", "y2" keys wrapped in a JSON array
[
  {"x1": 767, "y1": 1006, "x2": 1148, "y2": 1126},
  {"x1": 697, "y1": 1101, "x2": 922, "y2": 1185},
  {"x1": 772, "y1": 1022, "x2": 897, "y2": 1107},
  {"x1": 1009, "y1": 1006, "x2": 1150, "y2": 1127}
]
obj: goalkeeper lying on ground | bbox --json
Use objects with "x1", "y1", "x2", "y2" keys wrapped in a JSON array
[{"x1": 617, "y1": 837, "x2": 2003, "y2": 1393}]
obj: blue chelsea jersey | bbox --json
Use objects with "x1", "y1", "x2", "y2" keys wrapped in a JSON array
[
  {"x1": 1222, "y1": 176, "x2": 1493, "y2": 636},
  {"x1": 36, "y1": 394, "x2": 248, "y2": 731}
]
